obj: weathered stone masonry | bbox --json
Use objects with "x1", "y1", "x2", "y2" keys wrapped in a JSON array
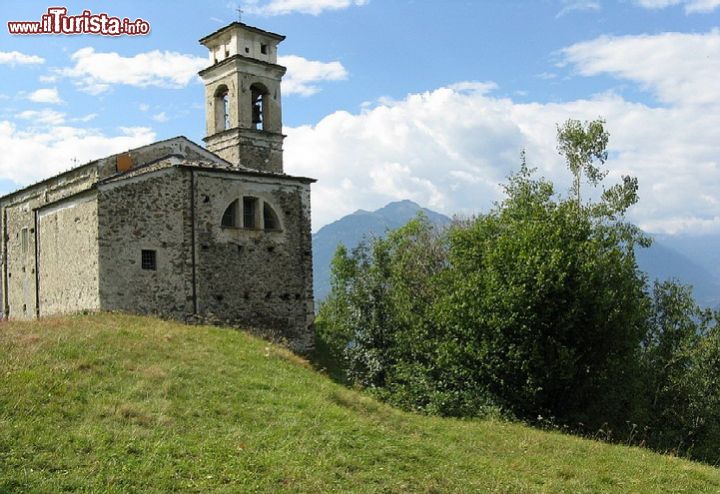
[{"x1": 0, "y1": 21, "x2": 316, "y2": 352}]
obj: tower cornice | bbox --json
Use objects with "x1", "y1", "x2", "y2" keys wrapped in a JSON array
[{"x1": 198, "y1": 53, "x2": 287, "y2": 78}]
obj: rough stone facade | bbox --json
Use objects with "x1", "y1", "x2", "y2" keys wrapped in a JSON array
[{"x1": 0, "y1": 22, "x2": 316, "y2": 352}]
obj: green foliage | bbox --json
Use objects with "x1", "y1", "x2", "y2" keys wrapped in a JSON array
[
  {"x1": 319, "y1": 151, "x2": 650, "y2": 428},
  {"x1": 437, "y1": 159, "x2": 649, "y2": 428},
  {"x1": 556, "y1": 118, "x2": 609, "y2": 206},
  {"x1": 639, "y1": 281, "x2": 720, "y2": 462},
  {"x1": 317, "y1": 118, "x2": 720, "y2": 465}
]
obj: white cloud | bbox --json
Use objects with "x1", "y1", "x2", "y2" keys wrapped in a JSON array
[
  {"x1": 560, "y1": 30, "x2": 720, "y2": 106},
  {"x1": 446, "y1": 81, "x2": 498, "y2": 94},
  {"x1": 279, "y1": 55, "x2": 348, "y2": 96},
  {"x1": 139, "y1": 103, "x2": 150, "y2": 112},
  {"x1": 27, "y1": 88, "x2": 63, "y2": 104},
  {"x1": 0, "y1": 51, "x2": 44, "y2": 66},
  {"x1": 243, "y1": 0, "x2": 367, "y2": 16},
  {"x1": 635, "y1": 0, "x2": 720, "y2": 13},
  {"x1": 17, "y1": 109, "x2": 66, "y2": 126},
  {"x1": 285, "y1": 30, "x2": 720, "y2": 235},
  {"x1": 152, "y1": 112, "x2": 169, "y2": 122},
  {"x1": 0, "y1": 122, "x2": 155, "y2": 185},
  {"x1": 59, "y1": 48, "x2": 207, "y2": 94},
  {"x1": 557, "y1": 0, "x2": 601, "y2": 17},
  {"x1": 71, "y1": 113, "x2": 98, "y2": 123},
  {"x1": 55, "y1": 48, "x2": 345, "y2": 97}
]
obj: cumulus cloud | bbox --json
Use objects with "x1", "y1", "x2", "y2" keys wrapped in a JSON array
[
  {"x1": 635, "y1": 0, "x2": 720, "y2": 13},
  {"x1": 243, "y1": 0, "x2": 367, "y2": 16},
  {"x1": 285, "y1": 30, "x2": 720, "y2": 235},
  {"x1": 278, "y1": 55, "x2": 348, "y2": 96},
  {"x1": 59, "y1": 48, "x2": 208, "y2": 94},
  {"x1": 17, "y1": 109, "x2": 66, "y2": 126},
  {"x1": 55, "y1": 48, "x2": 344, "y2": 97},
  {"x1": 0, "y1": 122, "x2": 155, "y2": 185},
  {"x1": 27, "y1": 88, "x2": 63, "y2": 104},
  {"x1": 561, "y1": 30, "x2": 720, "y2": 106},
  {"x1": 0, "y1": 51, "x2": 44, "y2": 66}
]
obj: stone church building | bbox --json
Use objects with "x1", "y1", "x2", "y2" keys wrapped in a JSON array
[{"x1": 0, "y1": 22, "x2": 315, "y2": 351}]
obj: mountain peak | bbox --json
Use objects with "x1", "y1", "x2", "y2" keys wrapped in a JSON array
[{"x1": 375, "y1": 199, "x2": 423, "y2": 214}]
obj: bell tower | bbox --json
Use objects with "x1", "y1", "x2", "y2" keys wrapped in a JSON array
[{"x1": 199, "y1": 23, "x2": 286, "y2": 173}]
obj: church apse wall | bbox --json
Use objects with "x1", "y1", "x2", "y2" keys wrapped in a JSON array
[{"x1": 193, "y1": 171, "x2": 314, "y2": 352}]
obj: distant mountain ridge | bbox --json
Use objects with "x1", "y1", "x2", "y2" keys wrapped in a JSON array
[
  {"x1": 636, "y1": 234, "x2": 720, "y2": 309},
  {"x1": 312, "y1": 200, "x2": 451, "y2": 301},
  {"x1": 312, "y1": 200, "x2": 720, "y2": 309}
]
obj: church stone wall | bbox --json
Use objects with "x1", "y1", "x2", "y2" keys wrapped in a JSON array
[
  {"x1": 193, "y1": 170, "x2": 314, "y2": 352},
  {"x1": 1, "y1": 164, "x2": 99, "y2": 319},
  {"x1": 4, "y1": 201, "x2": 38, "y2": 320},
  {"x1": 97, "y1": 167, "x2": 194, "y2": 319},
  {"x1": 37, "y1": 193, "x2": 100, "y2": 316}
]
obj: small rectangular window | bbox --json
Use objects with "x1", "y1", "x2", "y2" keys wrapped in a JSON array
[
  {"x1": 260, "y1": 44, "x2": 268, "y2": 55},
  {"x1": 21, "y1": 227, "x2": 28, "y2": 254},
  {"x1": 243, "y1": 197, "x2": 258, "y2": 229},
  {"x1": 141, "y1": 250, "x2": 157, "y2": 271}
]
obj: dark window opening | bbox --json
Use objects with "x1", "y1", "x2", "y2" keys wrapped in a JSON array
[
  {"x1": 260, "y1": 43, "x2": 268, "y2": 55},
  {"x1": 214, "y1": 85, "x2": 230, "y2": 132},
  {"x1": 245, "y1": 46, "x2": 250, "y2": 53},
  {"x1": 263, "y1": 202, "x2": 280, "y2": 231},
  {"x1": 141, "y1": 250, "x2": 157, "y2": 271},
  {"x1": 222, "y1": 199, "x2": 239, "y2": 228},
  {"x1": 243, "y1": 197, "x2": 258, "y2": 229},
  {"x1": 250, "y1": 83, "x2": 268, "y2": 130}
]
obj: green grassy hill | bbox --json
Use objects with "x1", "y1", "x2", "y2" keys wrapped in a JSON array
[{"x1": 1, "y1": 314, "x2": 719, "y2": 493}]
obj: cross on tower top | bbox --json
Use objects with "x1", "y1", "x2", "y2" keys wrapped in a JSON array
[{"x1": 236, "y1": 7, "x2": 243, "y2": 22}]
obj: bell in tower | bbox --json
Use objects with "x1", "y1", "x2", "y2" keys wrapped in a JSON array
[
  {"x1": 252, "y1": 100, "x2": 262, "y2": 126},
  {"x1": 198, "y1": 22, "x2": 287, "y2": 174}
]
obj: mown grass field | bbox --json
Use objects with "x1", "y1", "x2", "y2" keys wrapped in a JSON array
[{"x1": 1, "y1": 313, "x2": 719, "y2": 493}]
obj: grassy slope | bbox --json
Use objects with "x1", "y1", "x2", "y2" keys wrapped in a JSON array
[{"x1": 1, "y1": 314, "x2": 719, "y2": 493}]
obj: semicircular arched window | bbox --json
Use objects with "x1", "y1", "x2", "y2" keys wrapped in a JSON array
[
  {"x1": 221, "y1": 199, "x2": 239, "y2": 228},
  {"x1": 214, "y1": 85, "x2": 230, "y2": 132},
  {"x1": 263, "y1": 202, "x2": 281, "y2": 231}
]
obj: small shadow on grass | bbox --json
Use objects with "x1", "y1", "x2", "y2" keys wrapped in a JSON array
[{"x1": 308, "y1": 335, "x2": 351, "y2": 386}]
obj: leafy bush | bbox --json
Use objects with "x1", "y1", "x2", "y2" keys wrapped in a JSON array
[
  {"x1": 315, "y1": 118, "x2": 720, "y2": 464},
  {"x1": 639, "y1": 280, "x2": 720, "y2": 462}
]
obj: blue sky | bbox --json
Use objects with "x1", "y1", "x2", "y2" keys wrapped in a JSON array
[{"x1": 1, "y1": 0, "x2": 719, "y2": 232}]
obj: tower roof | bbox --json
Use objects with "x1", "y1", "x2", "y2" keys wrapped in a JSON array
[{"x1": 199, "y1": 22, "x2": 285, "y2": 46}]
